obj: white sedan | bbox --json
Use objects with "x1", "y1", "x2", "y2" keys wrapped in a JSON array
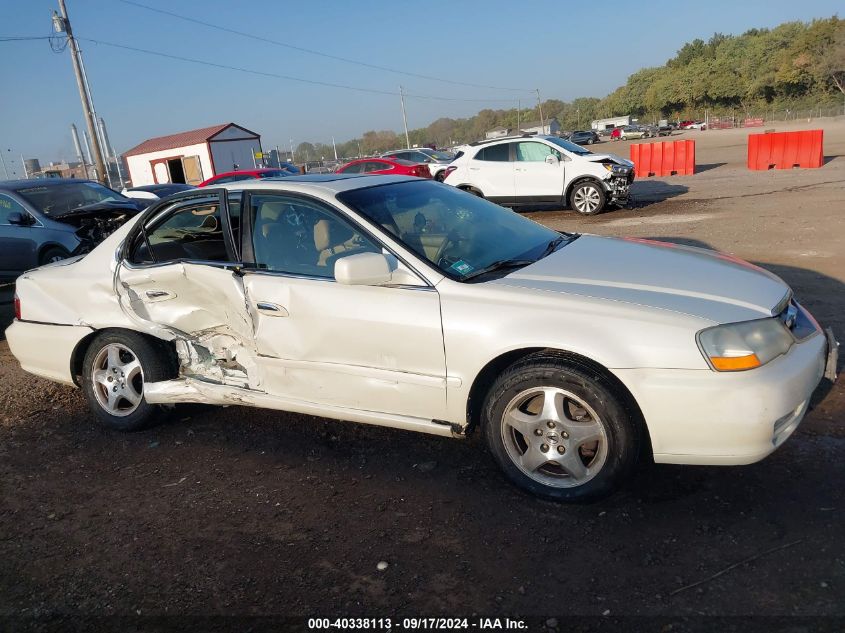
[{"x1": 7, "y1": 176, "x2": 837, "y2": 501}]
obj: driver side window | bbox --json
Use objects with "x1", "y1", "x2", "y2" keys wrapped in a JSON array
[{"x1": 250, "y1": 194, "x2": 380, "y2": 278}]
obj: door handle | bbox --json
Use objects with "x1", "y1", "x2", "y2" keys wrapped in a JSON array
[
  {"x1": 469, "y1": 167, "x2": 480, "y2": 171},
  {"x1": 145, "y1": 289, "x2": 174, "y2": 300},
  {"x1": 256, "y1": 302, "x2": 289, "y2": 317}
]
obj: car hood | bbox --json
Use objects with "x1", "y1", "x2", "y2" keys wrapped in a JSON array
[
  {"x1": 490, "y1": 235, "x2": 790, "y2": 324},
  {"x1": 52, "y1": 200, "x2": 143, "y2": 222},
  {"x1": 581, "y1": 153, "x2": 634, "y2": 168}
]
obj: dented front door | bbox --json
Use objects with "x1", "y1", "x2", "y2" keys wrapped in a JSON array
[{"x1": 242, "y1": 271, "x2": 447, "y2": 420}]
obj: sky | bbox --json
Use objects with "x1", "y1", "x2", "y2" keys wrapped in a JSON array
[{"x1": 0, "y1": 0, "x2": 841, "y2": 169}]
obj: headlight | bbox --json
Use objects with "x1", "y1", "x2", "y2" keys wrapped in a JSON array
[{"x1": 697, "y1": 318, "x2": 793, "y2": 371}]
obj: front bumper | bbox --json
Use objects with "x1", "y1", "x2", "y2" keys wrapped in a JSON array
[{"x1": 614, "y1": 330, "x2": 833, "y2": 465}]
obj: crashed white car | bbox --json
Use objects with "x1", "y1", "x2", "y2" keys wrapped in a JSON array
[
  {"x1": 442, "y1": 134, "x2": 634, "y2": 214},
  {"x1": 7, "y1": 176, "x2": 837, "y2": 501}
]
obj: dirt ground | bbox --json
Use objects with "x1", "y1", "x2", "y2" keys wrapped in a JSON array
[{"x1": 1, "y1": 119, "x2": 844, "y2": 629}]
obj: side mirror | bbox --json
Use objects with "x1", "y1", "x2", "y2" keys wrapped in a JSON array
[
  {"x1": 335, "y1": 252, "x2": 393, "y2": 286},
  {"x1": 545, "y1": 154, "x2": 560, "y2": 166},
  {"x1": 8, "y1": 211, "x2": 30, "y2": 226}
]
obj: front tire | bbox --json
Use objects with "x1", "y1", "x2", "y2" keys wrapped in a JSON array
[
  {"x1": 39, "y1": 246, "x2": 70, "y2": 266},
  {"x1": 482, "y1": 354, "x2": 641, "y2": 502},
  {"x1": 570, "y1": 181, "x2": 606, "y2": 215},
  {"x1": 82, "y1": 331, "x2": 173, "y2": 432}
]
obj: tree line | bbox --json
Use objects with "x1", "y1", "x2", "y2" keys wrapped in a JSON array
[{"x1": 295, "y1": 17, "x2": 844, "y2": 160}]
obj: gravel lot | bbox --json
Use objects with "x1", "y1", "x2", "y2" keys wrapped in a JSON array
[{"x1": 1, "y1": 119, "x2": 843, "y2": 627}]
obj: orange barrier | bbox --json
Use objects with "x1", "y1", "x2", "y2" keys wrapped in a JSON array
[
  {"x1": 747, "y1": 130, "x2": 824, "y2": 170},
  {"x1": 629, "y1": 140, "x2": 695, "y2": 177}
]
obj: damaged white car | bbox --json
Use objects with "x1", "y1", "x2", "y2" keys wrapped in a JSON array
[{"x1": 7, "y1": 175, "x2": 838, "y2": 501}]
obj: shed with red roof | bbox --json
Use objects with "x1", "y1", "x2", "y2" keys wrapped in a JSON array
[{"x1": 124, "y1": 123, "x2": 262, "y2": 186}]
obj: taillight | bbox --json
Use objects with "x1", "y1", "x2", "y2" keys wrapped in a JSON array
[
  {"x1": 14, "y1": 293, "x2": 21, "y2": 320},
  {"x1": 442, "y1": 166, "x2": 457, "y2": 180}
]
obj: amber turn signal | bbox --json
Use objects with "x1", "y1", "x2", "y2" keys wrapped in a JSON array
[{"x1": 710, "y1": 354, "x2": 762, "y2": 371}]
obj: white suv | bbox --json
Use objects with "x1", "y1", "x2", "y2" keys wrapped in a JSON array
[{"x1": 442, "y1": 134, "x2": 634, "y2": 214}]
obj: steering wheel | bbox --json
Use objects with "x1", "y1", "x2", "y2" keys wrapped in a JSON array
[{"x1": 435, "y1": 227, "x2": 469, "y2": 269}]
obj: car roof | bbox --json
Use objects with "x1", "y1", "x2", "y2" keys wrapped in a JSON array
[
  {"x1": 468, "y1": 133, "x2": 557, "y2": 147},
  {"x1": 215, "y1": 173, "x2": 418, "y2": 194},
  {"x1": 0, "y1": 177, "x2": 93, "y2": 191}
]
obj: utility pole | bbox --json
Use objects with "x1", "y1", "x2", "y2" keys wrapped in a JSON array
[
  {"x1": 289, "y1": 138, "x2": 295, "y2": 164},
  {"x1": 78, "y1": 52, "x2": 112, "y2": 187},
  {"x1": 54, "y1": 0, "x2": 107, "y2": 184},
  {"x1": 399, "y1": 86, "x2": 411, "y2": 149},
  {"x1": 0, "y1": 152, "x2": 8, "y2": 180},
  {"x1": 536, "y1": 89, "x2": 546, "y2": 133},
  {"x1": 331, "y1": 136, "x2": 338, "y2": 161},
  {"x1": 517, "y1": 99, "x2": 521, "y2": 130},
  {"x1": 21, "y1": 154, "x2": 28, "y2": 179}
]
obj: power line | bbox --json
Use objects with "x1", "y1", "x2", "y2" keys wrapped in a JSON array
[
  {"x1": 0, "y1": 35, "x2": 52, "y2": 41},
  {"x1": 77, "y1": 37, "x2": 520, "y2": 103},
  {"x1": 118, "y1": 0, "x2": 534, "y2": 94}
]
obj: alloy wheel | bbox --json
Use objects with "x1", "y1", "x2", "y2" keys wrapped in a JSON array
[
  {"x1": 500, "y1": 387, "x2": 608, "y2": 488},
  {"x1": 573, "y1": 185, "x2": 601, "y2": 213},
  {"x1": 91, "y1": 343, "x2": 144, "y2": 417}
]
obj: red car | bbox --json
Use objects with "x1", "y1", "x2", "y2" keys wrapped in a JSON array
[
  {"x1": 197, "y1": 167, "x2": 298, "y2": 187},
  {"x1": 335, "y1": 158, "x2": 431, "y2": 178}
]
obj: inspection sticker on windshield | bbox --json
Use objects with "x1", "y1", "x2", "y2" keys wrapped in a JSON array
[{"x1": 450, "y1": 260, "x2": 474, "y2": 275}]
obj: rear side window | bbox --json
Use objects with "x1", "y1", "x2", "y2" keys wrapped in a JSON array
[
  {"x1": 474, "y1": 144, "x2": 510, "y2": 162},
  {"x1": 364, "y1": 161, "x2": 391, "y2": 172},
  {"x1": 341, "y1": 163, "x2": 362, "y2": 174},
  {"x1": 133, "y1": 201, "x2": 230, "y2": 264},
  {"x1": 213, "y1": 174, "x2": 254, "y2": 184}
]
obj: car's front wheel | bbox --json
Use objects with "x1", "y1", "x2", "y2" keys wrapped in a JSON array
[
  {"x1": 570, "y1": 181, "x2": 606, "y2": 215},
  {"x1": 482, "y1": 354, "x2": 641, "y2": 502},
  {"x1": 39, "y1": 246, "x2": 70, "y2": 266},
  {"x1": 82, "y1": 331, "x2": 173, "y2": 431}
]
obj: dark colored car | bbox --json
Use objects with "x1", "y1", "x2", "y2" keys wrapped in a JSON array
[
  {"x1": 197, "y1": 166, "x2": 299, "y2": 187},
  {"x1": 336, "y1": 158, "x2": 432, "y2": 178},
  {"x1": 567, "y1": 130, "x2": 600, "y2": 145},
  {"x1": 0, "y1": 178, "x2": 143, "y2": 279}
]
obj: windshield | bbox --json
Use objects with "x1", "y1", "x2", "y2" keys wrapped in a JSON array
[
  {"x1": 15, "y1": 182, "x2": 129, "y2": 216},
  {"x1": 545, "y1": 136, "x2": 592, "y2": 156},
  {"x1": 338, "y1": 180, "x2": 567, "y2": 281}
]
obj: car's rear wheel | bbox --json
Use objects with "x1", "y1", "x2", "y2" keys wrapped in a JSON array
[
  {"x1": 434, "y1": 171, "x2": 446, "y2": 182},
  {"x1": 570, "y1": 181, "x2": 606, "y2": 215},
  {"x1": 482, "y1": 354, "x2": 641, "y2": 502},
  {"x1": 39, "y1": 246, "x2": 70, "y2": 266},
  {"x1": 82, "y1": 331, "x2": 173, "y2": 431}
]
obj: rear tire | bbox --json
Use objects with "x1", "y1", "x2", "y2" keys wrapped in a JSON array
[
  {"x1": 39, "y1": 246, "x2": 70, "y2": 266},
  {"x1": 82, "y1": 331, "x2": 174, "y2": 432},
  {"x1": 434, "y1": 171, "x2": 445, "y2": 182},
  {"x1": 482, "y1": 353, "x2": 641, "y2": 502},
  {"x1": 570, "y1": 181, "x2": 606, "y2": 215}
]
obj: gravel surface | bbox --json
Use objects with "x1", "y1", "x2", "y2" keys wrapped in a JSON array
[{"x1": 1, "y1": 119, "x2": 843, "y2": 625}]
